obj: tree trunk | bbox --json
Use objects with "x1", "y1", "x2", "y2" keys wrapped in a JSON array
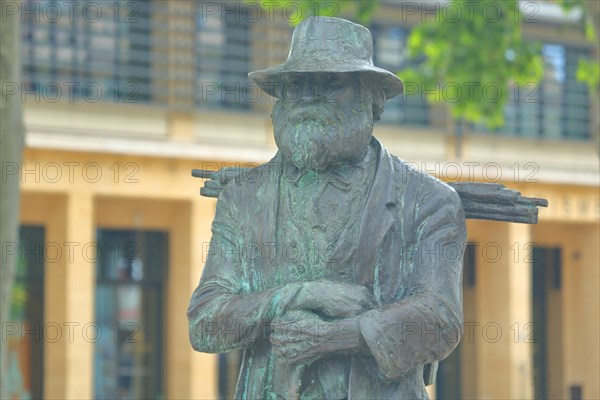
[{"x1": 0, "y1": 1, "x2": 25, "y2": 397}]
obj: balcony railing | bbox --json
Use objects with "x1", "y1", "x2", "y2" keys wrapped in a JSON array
[
  {"x1": 21, "y1": 0, "x2": 163, "y2": 105},
  {"x1": 474, "y1": 44, "x2": 591, "y2": 139},
  {"x1": 371, "y1": 24, "x2": 430, "y2": 126},
  {"x1": 20, "y1": 0, "x2": 592, "y2": 138}
]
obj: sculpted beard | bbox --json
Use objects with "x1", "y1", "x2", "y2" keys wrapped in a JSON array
[{"x1": 272, "y1": 96, "x2": 374, "y2": 172}]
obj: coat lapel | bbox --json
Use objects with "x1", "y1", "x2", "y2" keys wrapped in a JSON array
[
  {"x1": 355, "y1": 139, "x2": 397, "y2": 289},
  {"x1": 242, "y1": 153, "x2": 282, "y2": 291}
]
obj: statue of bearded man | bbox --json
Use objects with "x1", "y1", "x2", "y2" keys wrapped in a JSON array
[{"x1": 188, "y1": 16, "x2": 466, "y2": 400}]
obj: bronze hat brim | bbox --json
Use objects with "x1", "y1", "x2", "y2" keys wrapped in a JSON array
[{"x1": 248, "y1": 57, "x2": 404, "y2": 100}]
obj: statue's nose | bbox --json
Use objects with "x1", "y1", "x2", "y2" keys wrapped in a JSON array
[{"x1": 301, "y1": 84, "x2": 319, "y2": 103}]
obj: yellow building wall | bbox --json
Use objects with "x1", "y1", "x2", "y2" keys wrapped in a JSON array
[
  {"x1": 19, "y1": 142, "x2": 600, "y2": 399},
  {"x1": 13, "y1": 1, "x2": 599, "y2": 397},
  {"x1": 534, "y1": 222, "x2": 600, "y2": 400},
  {"x1": 19, "y1": 148, "x2": 220, "y2": 399}
]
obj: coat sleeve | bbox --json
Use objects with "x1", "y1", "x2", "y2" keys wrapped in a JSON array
[
  {"x1": 187, "y1": 183, "x2": 302, "y2": 353},
  {"x1": 357, "y1": 180, "x2": 466, "y2": 381}
]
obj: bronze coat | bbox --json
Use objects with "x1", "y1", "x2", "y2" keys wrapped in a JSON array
[{"x1": 188, "y1": 138, "x2": 466, "y2": 399}]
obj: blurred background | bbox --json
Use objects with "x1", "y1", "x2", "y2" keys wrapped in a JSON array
[{"x1": 1, "y1": 0, "x2": 598, "y2": 399}]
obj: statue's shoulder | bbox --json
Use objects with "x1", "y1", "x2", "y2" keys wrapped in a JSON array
[
  {"x1": 388, "y1": 153, "x2": 461, "y2": 204},
  {"x1": 218, "y1": 156, "x2": 281, "y2": 199}
]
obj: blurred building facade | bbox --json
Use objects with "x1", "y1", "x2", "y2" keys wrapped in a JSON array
[{"x1": 7, "y1": 0, "x2": 599, "y2": 399}]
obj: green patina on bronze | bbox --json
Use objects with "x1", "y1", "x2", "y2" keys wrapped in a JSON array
[{"x1": 188, "y1": 17, "x2": 546, "y2": 400}]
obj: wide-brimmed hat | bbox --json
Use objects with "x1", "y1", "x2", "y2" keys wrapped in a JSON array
[{"x1": 248, "y1": 16, "x2": 404, "y2": 100}]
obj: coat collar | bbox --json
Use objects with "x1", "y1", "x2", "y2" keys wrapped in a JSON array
[{"x1": 247, "y1": 137, "x2": 398, "y2": 287}]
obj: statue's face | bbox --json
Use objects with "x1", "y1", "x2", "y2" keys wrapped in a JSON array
[{"x1": 272, "y1": 73, "x2": 374, "y2": 172}]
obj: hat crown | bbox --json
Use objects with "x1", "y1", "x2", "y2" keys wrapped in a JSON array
[
  {"x1": 288, "y1": 17, "x2": 374, "y2": 66},
  {"x1": 248, "y1": 16, "x2": 404, "y2": 99}
]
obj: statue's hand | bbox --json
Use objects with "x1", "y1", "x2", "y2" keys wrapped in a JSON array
[
  {"x1": 290, "y1": 281, "x2": 376, "y2": 319},
  {"x1": 271, "y1": 310, "x2": 365, "y2": 365},
  {"x1": 270, "y1": 310, "x2": 338, "y2": 366}
]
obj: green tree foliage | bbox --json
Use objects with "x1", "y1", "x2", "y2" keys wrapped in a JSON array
[
  {"x1": 252, "y1": 0, "x2": 598, "y2": 130},
  {"x1": 558, "y1": 0, "x2": 600, "y2": 90},
  {"x1": 253, "y1": 0, "x2": 378, "y2": 25},
  {"x1": 400, "y1": 0, "x2": 543, "y2": 128}
]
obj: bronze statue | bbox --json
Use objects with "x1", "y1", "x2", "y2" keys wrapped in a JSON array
[{"x1": 188, "y1": 16, "x2": 546, "y2": 399}]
